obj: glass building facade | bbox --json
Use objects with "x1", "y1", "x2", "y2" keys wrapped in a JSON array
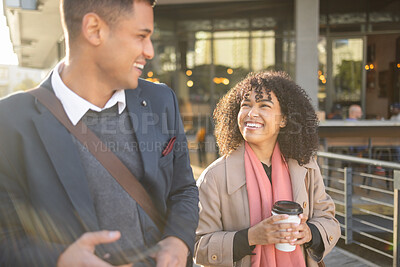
[
  {"x1": 142, "y1": 0, "x2": 400, "y2": 138},
  {"x1": 318, "y1": 0, "x2": 400, "y2": 119},
  {"x1": 144, "y1": 1, "x2": 295, "y2": 135}
]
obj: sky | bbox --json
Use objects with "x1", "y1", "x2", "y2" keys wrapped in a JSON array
[{"x1": 0, "y1": 4, "x2": 18, "y2": 65}]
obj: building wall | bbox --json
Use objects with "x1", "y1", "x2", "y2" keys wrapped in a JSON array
[{"x1": 0, "y1": 64, "x2": 46, "y2": 98}]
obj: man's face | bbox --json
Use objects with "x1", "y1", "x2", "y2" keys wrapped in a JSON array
[
  {"x1": 96, "y1": 1, "x2": 154, "y2": 90},
  {"x1": 355, "y1": 108, "x2": 362, "y2": 119},
  {"x1": 353, "y1": 107, "x2": 362, "y2": 119}
]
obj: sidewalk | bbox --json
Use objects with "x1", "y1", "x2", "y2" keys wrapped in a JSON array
[
  {"x1": 192, "y1": 247, "x2": 378, "y2": 267},
  {"x1": 323, "y1": 247, "x2": 380, "y2": 267}
]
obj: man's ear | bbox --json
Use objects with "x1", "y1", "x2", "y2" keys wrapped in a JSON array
[{"x1": 81, "y1": 13, "x2": 107, "y2": 46}]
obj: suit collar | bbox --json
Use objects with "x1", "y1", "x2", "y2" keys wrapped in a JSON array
[{"x1": 50, "y1": 63, "x2": 126, "y2": 126}]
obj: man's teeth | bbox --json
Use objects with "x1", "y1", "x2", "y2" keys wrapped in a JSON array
[
  {"x1": 133, "y1": 63, "x2": 144, "y2": 69},
  {"x1": 246, "y1": 122, "x2": 262, "y2": 128}
]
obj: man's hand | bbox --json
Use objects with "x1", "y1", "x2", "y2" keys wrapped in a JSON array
[
  {"x1": 57, "y1": 230, "x2": 132, "y2": 267},
  {"x1": 154, "y1": 236, "x2": 188, "y2": 267}
]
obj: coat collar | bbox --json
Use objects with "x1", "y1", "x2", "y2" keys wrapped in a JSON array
[
  {"x1": 225, "y1": 142, "x2": 318, "y2": 195},
  {"x1": 226, "y1": 143, "x2": 246, "y2": 195}
]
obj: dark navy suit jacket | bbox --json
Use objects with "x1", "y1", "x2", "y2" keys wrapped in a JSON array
[{"x1": 0, "y1": 75, "x2": 199, "y2": 266}]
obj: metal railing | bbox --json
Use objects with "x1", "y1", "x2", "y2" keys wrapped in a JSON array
[{"x1": 317, "y1": 151, "x2": 400, "y2": 266}]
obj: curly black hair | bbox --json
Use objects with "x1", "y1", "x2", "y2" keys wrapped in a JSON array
[{"x1": 213, "y1": 71, "x2": 319, "y2": 165}]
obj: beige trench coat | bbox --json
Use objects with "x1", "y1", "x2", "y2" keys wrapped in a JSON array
[{"x1": 194, "y1": 144, "x2": 340, "y2": 267}]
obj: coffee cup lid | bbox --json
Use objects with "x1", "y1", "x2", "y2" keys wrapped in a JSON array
[{"x1": 272, "y1": 201, "x2": 303, "y2": 215}]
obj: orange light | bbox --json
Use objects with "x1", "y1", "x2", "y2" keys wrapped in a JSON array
[
  {"x1": 322, "y1": 79, "x2": 326, "y2": 84},
  {"x1": 365, "y1": 65, "x2": 370, "y2": 70},
  {"x1": 145, "y1": 77, "x2": 160, "y2": 83},
  {"x1": 187, "y1": 80, "x2": 194, "y2": 87},
  {"x1": 397, "y1": 63, "x2": 400, "y2": 69},
  {"x1": 227, "y1": 68, "x2": 233, "y2": 75},
  {"x1": 369, "y1": 64, "x2": 374, "y2": 70},
  {"x1": 318, "y1": 70, "x2": 322, "y2": 76},
  {"x1": 319, "y1": 75, "x2": 325, "y2": 81},
  {"x1": 147, "y1": 71, "x2": 154, "y2": 78},
  {"x1": 186, "y1": 70, "x2": 192, "y2": 76},
  {"x1": 214, "y1": 77, "x2": 230, "y2": 84}
]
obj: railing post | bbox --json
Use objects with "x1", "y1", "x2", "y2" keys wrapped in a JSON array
[
  {"x1": 393, "y1": 170, "x2": 400, "y2": 267},
  {"x1": 344, "y1": 167, "x2": 353, "y2": 244}
]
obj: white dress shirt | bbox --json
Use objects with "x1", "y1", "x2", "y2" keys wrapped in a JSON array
[{"x1": 51, "y1": 61, "x2": 127, "y2": 126}]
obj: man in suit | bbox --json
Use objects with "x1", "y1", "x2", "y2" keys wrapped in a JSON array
[{"x1": 0, "y1": 0, "x2": 199, "y2": 266}]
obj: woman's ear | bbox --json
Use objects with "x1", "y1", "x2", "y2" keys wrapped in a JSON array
[{"x1": 280, "y1": 116, "x2": 287, "y2": 128}]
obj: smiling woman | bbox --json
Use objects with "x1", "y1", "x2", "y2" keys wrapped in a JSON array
[{"x1": 195, "y1": 71, "x2": 340, "y2": 267}]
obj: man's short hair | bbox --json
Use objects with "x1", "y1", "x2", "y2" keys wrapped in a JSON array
[{"x1": 60, "y1": 0, "x2": 156, "y2": 42}]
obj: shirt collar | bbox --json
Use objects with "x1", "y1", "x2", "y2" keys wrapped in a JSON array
[{"x1": 51, "y1": 61, "x2": 127, "y2": 126}]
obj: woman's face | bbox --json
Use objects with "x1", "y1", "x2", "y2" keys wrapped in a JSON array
[{"x1": 238, "y1": 89, "x2": 285, "y2": 147}]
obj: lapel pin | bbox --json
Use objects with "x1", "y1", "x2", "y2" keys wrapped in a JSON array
[{"x1": 141, "y1": 100, "x2": 147, "y2": 107}]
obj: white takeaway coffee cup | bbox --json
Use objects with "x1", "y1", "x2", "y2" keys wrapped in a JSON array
[{"x1": 271, "y1": 200, "x2": 303, "y2": 252}]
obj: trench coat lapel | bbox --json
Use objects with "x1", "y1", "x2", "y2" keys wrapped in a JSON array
[
  {"x1": 32, "y1": 103, "x2": 100, "y2": 232},
  {"x1": 125, "y1": 87, "x2": 157, "y2": 182},
  {"x1": 226, "y1": 144, "x2": 246, "y2": 195},
  {"x1": 288, "y1": 159, "x2": 308, "y2": 203}
]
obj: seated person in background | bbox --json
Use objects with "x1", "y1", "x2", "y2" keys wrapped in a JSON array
[
  {"x1": 326, "y1": 103, "x2": 343, "y2": 120},
  {"x1": 346, "y1": 104, "x2": 362, "y2": 121}
]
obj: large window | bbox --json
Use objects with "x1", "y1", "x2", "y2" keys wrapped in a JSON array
[
  {"x1": 144, "y1": 1, "x2": 294, "y2": 164},
  {"x1": 319, "y1": 0, "x2": 400, "y2": 118},
  {"x1": 146, "y1": 0, "x2": 295, "y2": 126}
]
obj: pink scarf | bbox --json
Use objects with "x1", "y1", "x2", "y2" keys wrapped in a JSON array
[{"x1": 245, "y1": 142, "x2": 306, "y2": 267}]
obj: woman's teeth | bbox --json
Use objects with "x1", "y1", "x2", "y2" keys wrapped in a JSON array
[{"x1": 246, "y1": 122, "x2": 262, "y2": 128}]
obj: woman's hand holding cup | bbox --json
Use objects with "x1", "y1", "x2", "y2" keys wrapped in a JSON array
[
  {"x1": 247, "y1": 214, "x2": 300, "y2": 246},
  {"x1": 286, "y1": 214, "x2": 312, "y2": 246},
  {"x1": 271, "y1": 201, "x2": 304, "y2": 252}
]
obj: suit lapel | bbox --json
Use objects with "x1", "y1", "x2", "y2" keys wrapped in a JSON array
[
  {"x1": 125, "y1": 88, "x2": 157, "y2": 181},
  {"x1": 32, "y1": 78, "x2": 99, "y2": 232}
]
